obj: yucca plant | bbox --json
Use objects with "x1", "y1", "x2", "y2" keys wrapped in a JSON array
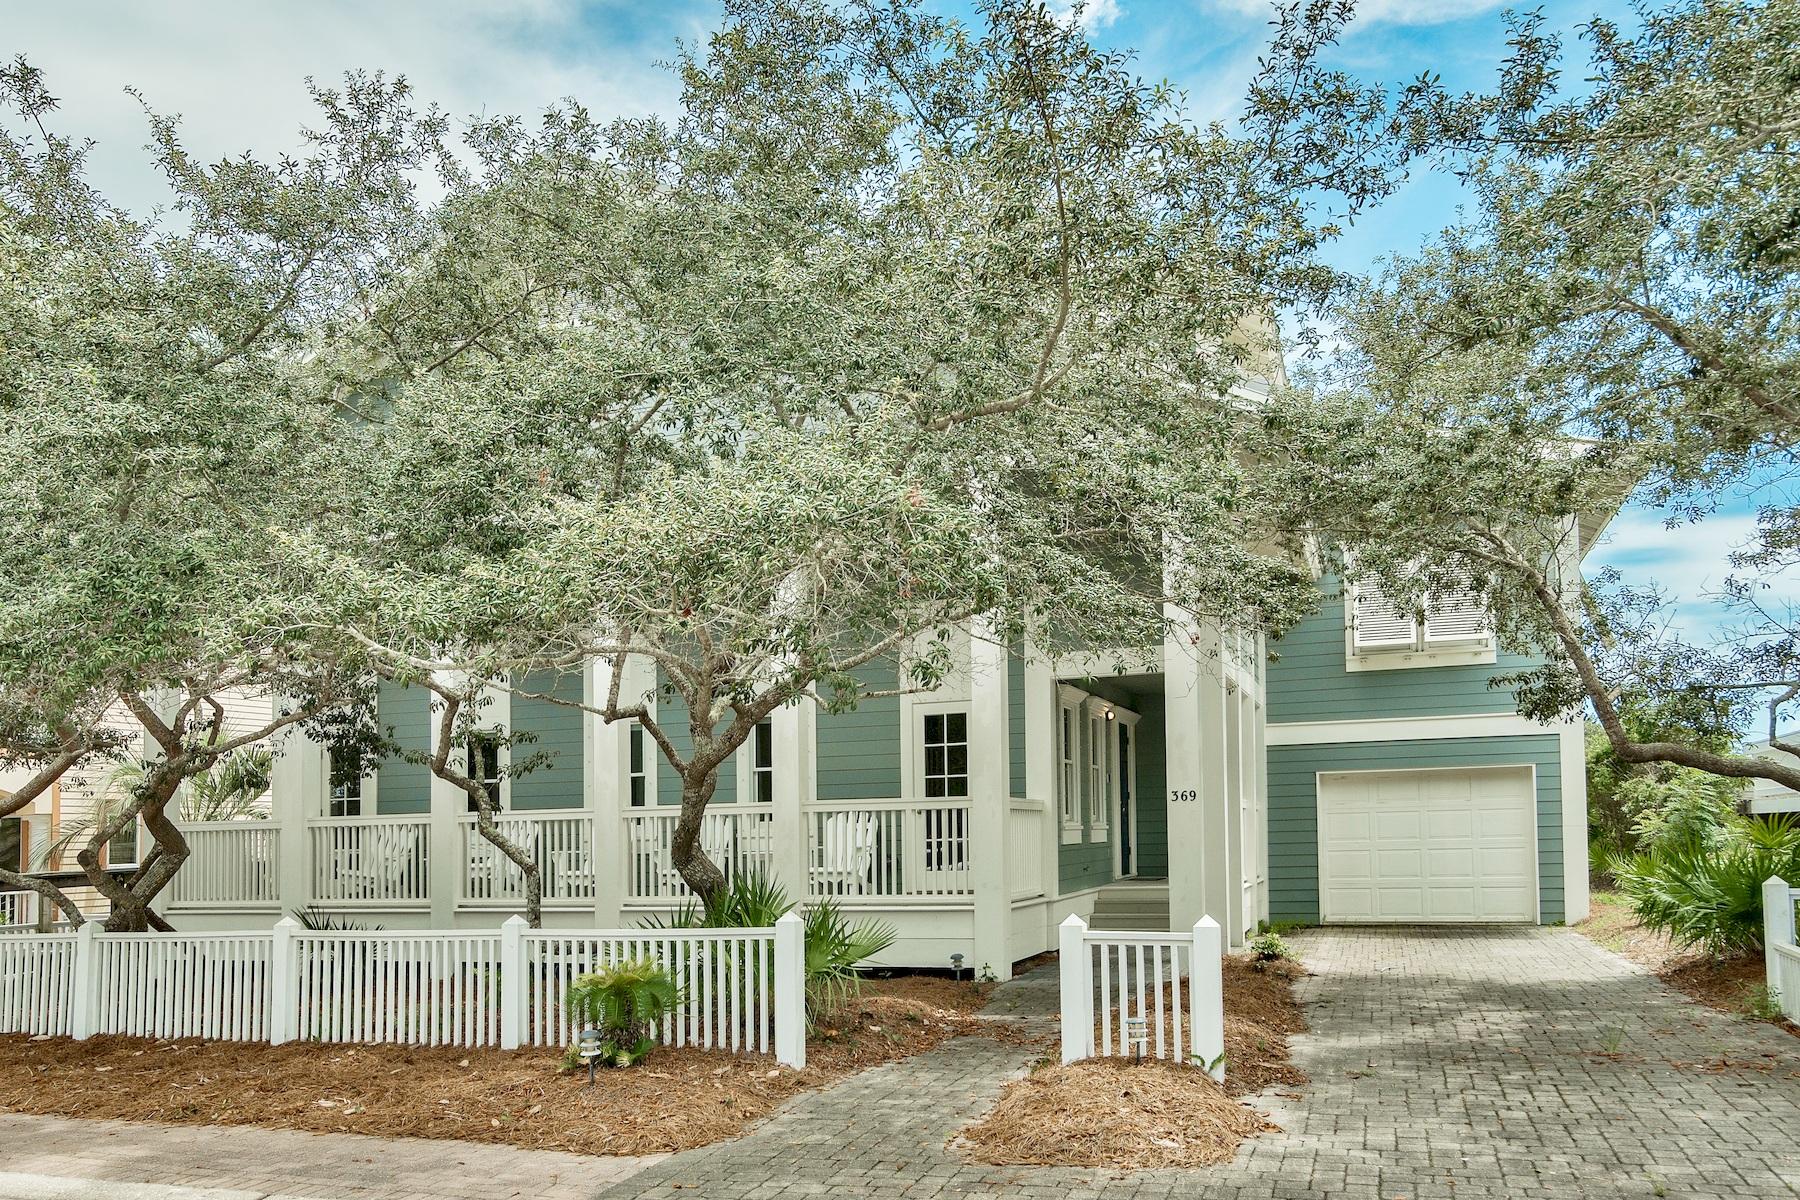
[{"x1": 567, "y1": 959, "x2": 682, "y2": 1068}]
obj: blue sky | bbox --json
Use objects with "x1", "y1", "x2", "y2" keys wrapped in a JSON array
[{"x1": 6, "y1": 0, "x2": 1780, "y2": 645}]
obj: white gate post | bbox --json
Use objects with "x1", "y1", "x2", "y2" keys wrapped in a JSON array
[
  {"x1": 774, "y1": 911, "x2": 806, "y2": 1068},
  {"x1": 1058, "y1": 913, "x2": 1091, "y2": 1064},
  {"x1": 1764, "y1": 876, "x2": 1794, "y2": 1003},
  {"x1": 1191, "y1": 915, "x2": 1224, "y2": 1081},
  {"x1": 69, "y1": 920, "x2": 100, "y2": 1040},
  {"x1": 270, "y1": 916, "x2": 299, "y2": 1045},
  {"x1": 500, "y1": 914, "x2": 528, "y2": 1050}
]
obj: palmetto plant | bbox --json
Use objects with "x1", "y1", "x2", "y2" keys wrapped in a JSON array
[
  {"x1": 1611, "y1": 816, "x2": 1800, "y2": 955},
  {"x1": 566, "y1": 959, "x2": 682, "y2": 1068},
  {"x1": 650, "y1": 871, "x2": 896, "y2": 1025}
]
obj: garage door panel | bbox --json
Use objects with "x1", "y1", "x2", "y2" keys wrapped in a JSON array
[{"x1": 1319, "y1": 766, "x2": 1536, "y2": 924}]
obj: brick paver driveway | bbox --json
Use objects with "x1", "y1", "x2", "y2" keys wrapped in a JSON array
[{"x1": 602, "y1": 926, "x2": 1800, "y2": 1199}]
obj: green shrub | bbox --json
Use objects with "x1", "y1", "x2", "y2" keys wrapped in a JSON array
[
  {"x1": 1611, "y1": 815, "x2": 1800, "y2": 955},
  {"x1": 566, "y1": 958, "x2": 682, "y2": 1068},
  {"x1": 1248, "y1": 931, "x2": 1292, "y2": 962}
]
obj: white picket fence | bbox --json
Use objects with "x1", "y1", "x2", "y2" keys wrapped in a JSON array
[
  {"x1": 1763, "y1": 876, "x2": 1800, "y2": 1024},
  {"x1": 0, "y1": 914, "x2": 806, "y2": 1067},
  {"x1": 1057, "y1": 913, "x2": 1225, "y2": 1080}
]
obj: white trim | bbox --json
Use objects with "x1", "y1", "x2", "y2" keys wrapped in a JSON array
[
  {"x1": 1108, "y1": 706, "x2": 1141, "y2": 878},
  {"x1": 909, "y1": 699, "x2": 972, "y2": 803},
  {"x1": 1315, "y1": 762, "x2": 1541, "y2": 925},
  {"x1": 1083, "y1": 697, "x2": 1109, "y2": 844},
  {"x1": 1267, "y1": 712, "x2": 1557, "y2": 746},
  {"x1": 1056, "y1": 685, "x2": 1083, "y2": 843},
  {"x1": 1345, "y1": 645, "x2": 1498, "y2": 673}
]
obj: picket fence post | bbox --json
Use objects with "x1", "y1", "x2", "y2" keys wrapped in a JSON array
[
  {"x1": 270, "y1": 916, "x2": 299, "y2": 1045},
  {"x1": 1191, "y1": 915, "x2": 1224, "y2": 1081},
  {"x1": 774, "y1": 911, "x2": 806, "y2": 1069},
  {"x1": 1058, "y1": 913, "x2": 1091, "y2": 1064},
  {"x1": 500, "y1": 915, "x2": 528, "y2": 1051},
  {"x1": 69, "y1": 920, "x2": 99, "y2": 1040},
  {"x1": 1765, "y1": 876, "x2": 1794, "y2": 1004}
]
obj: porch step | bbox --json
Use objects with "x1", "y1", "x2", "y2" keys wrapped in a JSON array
[{"x1": 1087, "y1": 880, "x2": 1170, "y2": 932}]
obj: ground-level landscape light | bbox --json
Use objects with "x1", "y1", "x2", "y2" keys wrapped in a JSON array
[
  {"x1": 577, "y1": 1028, "x2": 604, "y2": 1084},
  {"x1": 1124, "y1": 1015, "x2": 1149, "y2": 1063}
]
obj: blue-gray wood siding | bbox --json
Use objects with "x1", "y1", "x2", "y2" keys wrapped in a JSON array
[
  {"x1": 816, "y1": 660, "x2": 904, "y2": 800},
  {"x1": 376, "y1": 680, "x2": 432, "y2": 815},
  {"x1": 510, "y1": 669, "x2": 584, "y2": 811},
  {"x1": 1267, "y1": 734, "x2": 1565, "y2": 925},
  {"x1": 1266, "y1": 578, "x2": 1543, "y2": 723}
]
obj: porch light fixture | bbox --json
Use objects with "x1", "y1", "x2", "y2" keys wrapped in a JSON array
[
  {"x1": 577, "y1": 1027, "x2": 605, "y2": 1085},
  {"x1": 1124, "y1": 1014, "x2": 1150, "y2": 1064},
  {"x1": 1104, "y1": 706, "x2": 1115, "y2": 721}
]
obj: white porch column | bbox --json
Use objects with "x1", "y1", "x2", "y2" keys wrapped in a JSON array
[
  {"x1": 590, "y1": 657, "x2": 626, "y2": 926},
  {"x1": 1024, "y1": 644, "x2": 1057, "y2": 944},
  {"x1": 1162, "y1": 605, "x2": 1232, "y2": 935},
  {"x1": 770, "y1": 697, "x2": 809, "y2": 903},
  {"x1": 268, "y1": 711, "x2": 317, "y2": 919},
  {"x1": 427, "y1": 692, "x2": 461, "y2": 928},
  {"x1": 970, "y1": 619, "x2": 1012, "y2": 981},
  {"x1": 1560, "y1": 714, "x2": 1590, "y2": 924}
]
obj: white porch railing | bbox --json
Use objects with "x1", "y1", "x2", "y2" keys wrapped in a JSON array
[
  {"x1": 460, "y1": 813, "x2": 596, "y2": 906},
  {"x1": 1058, "y1": 914, "x2": 1225, "y2": 1078},
  {"x1": 1009, "y1": 799, "x2": 1047, "y2": 900},
  {"x1": 308, "y1": 816, "x2": 431, "y2": 906},
  {"x1": 623, "y1": 807, "x2": 778, "y2": 902},
  {"x1": 166, "y1": 823, "x2": 281, "y2": 907},
  {"x1": 1762, "y1": 876, "x2": 1800, "y2": 1023},
  {"x1": 805, "y1": 799, "x2": 973, "y2": 901}
]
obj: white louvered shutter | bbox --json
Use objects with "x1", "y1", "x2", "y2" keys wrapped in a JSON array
[
  {"x1": 1351, "y1": 579, "x2": 1418, "y2": 651},
  {"x1": 1424, "y1": 588, "x2": 1490, "y2": 646}
]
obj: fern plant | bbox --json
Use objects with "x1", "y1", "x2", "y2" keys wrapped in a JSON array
[{"x1": 567, "y1": 959, "x2": 682, "y2": 1068}]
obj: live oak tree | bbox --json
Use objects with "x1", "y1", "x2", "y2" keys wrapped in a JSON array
[
  {"x1": 289, "y1": 0, "x2": 1437, "y2": 907},
  {"x1": 0, "y1": 62, "x2": 438, "y2": 927},
  {"x1": 1267, "y1": 0, "x2": 1800, "y2": 796}
]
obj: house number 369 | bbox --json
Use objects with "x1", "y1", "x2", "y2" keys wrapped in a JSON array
[{"x1": 1169, "y1": 789, "x2": 1198, "y2": 803}]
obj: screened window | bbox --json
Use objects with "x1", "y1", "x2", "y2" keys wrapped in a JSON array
[
  {"x1": 752, "y1": 720, "x2": 774, "y2": 804},
  {"x1": 1088, "y1": 713, "x2": 1103, "y2": 824},
  {"x1": 327, "y1": 745, "x2": 364, "y2": 818},
  {"x1": 922, "y1": 711, "x2": 969, "y2": 798},
  {"x1": 628, "y1": 723, "x2": 648, "y2": 807}
]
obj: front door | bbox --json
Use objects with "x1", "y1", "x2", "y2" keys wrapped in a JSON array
[{"x1": 1117, "y1": 723, "x2": 1134, "y2": 877}]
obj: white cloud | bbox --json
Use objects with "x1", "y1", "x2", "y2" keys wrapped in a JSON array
[
  {"x1": 1585, "y1": 507, "x2": 1794, "y2": 645},
  {"x1": 1204, "y1": 0, "x2": 1502, "y2": 27},
  {"x1": 5, "y1": 0, "x2": 691, "y2": 217},
  {"x1": 1057, "y1": 0, "x2": 1124, "y2": 32}
]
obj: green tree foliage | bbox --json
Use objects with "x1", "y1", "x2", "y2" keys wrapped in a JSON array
[
  {"x1": 1266, "y1": 0, "x2": 1800, "y2": 796},
  {"x1": 0, "y1": 60, "x2": 435, "y2": 927},
  {"x1": 285, "y1": 0, "x2": 1433, "y2": 905}
]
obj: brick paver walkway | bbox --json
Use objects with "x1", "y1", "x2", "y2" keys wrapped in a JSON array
[
  {"x1": 0, "y1": 1113, "x2": 662, "y2": 1200},
  {"x1": 600, "y1": 926, "x2": 1800, "y2": 1199}
]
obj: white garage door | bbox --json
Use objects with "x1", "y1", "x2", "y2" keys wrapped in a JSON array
[{"x1": 1318, "y1": 766, "x2": 1537, "y2": 923}]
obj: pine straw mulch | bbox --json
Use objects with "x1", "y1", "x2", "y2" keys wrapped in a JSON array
[
  {"x1": 0, "y1": 986, "x2": 1021, "y2": 1157},
  {"x1": 959, "y1": 955, "x2": 1308, "y2": 1170},
  {"x1": 1577, "y1": 890, "x2": 1796, "y2": 1035}
]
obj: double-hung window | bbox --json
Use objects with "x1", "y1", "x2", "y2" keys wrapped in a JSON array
[
  {"x1": 465, "y1": 732, "x2": 503, "y2": 812},
  {"x1": 922, "y1": 711, "x2": 969, "y2": 798},
  {"x1": 628, "y1": 722, "x2": 649, "y2": 807},
  {"x1": 751, "y1": 720, "x2": 774, "y2": 803},
  {"x1": 328, "y1": 746, "x2": 365, "y2": 818},
  {"x1": 1057, "y1": 688, "x2": 1083, "y2": 842}
]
